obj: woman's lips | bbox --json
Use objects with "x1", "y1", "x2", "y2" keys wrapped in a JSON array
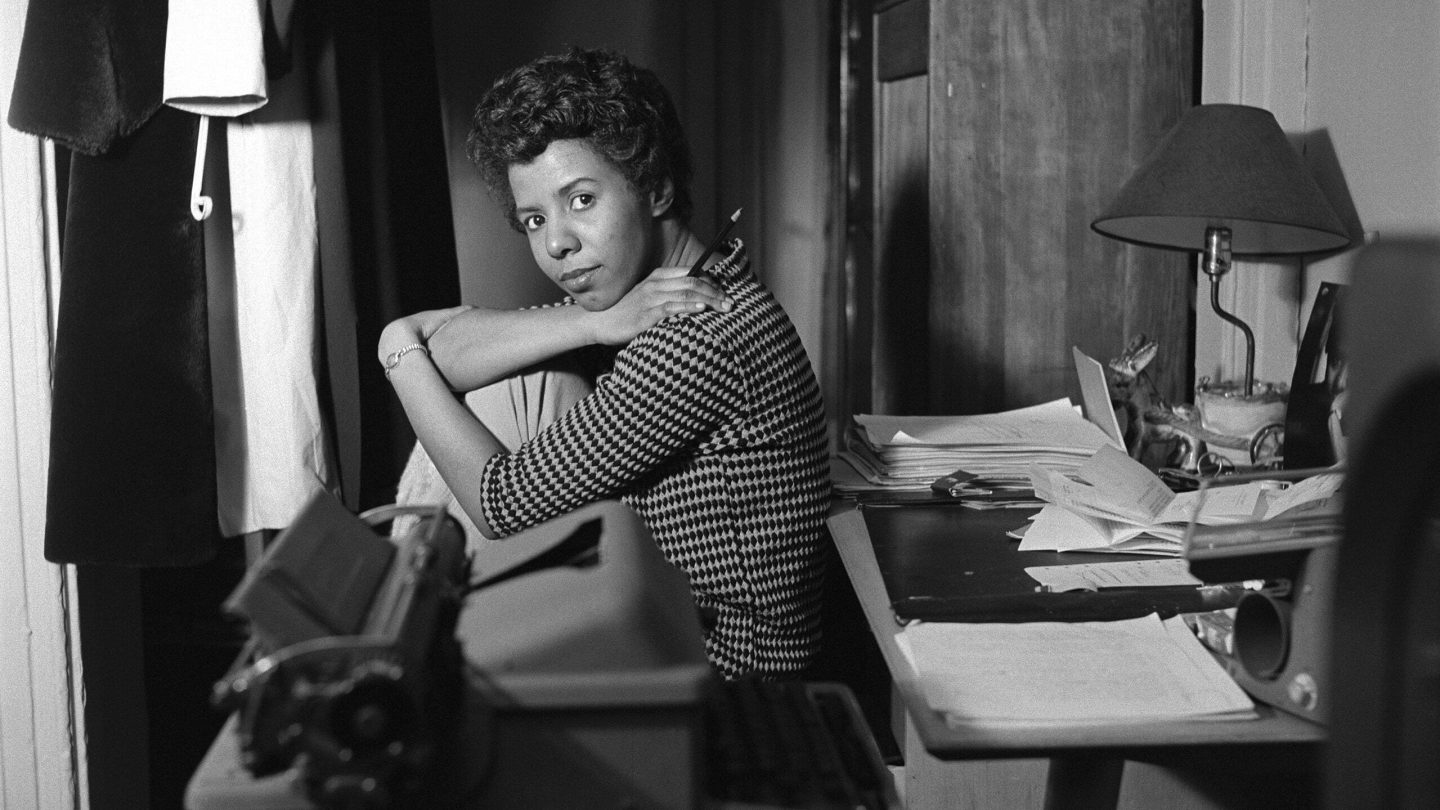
[{"x1": 561, "y1": 265, "x2": 599, "y2": 292}]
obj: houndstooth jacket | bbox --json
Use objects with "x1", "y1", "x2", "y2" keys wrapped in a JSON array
[{"x1": 478, "y1": 241, "x2": 832, "y2": 678}]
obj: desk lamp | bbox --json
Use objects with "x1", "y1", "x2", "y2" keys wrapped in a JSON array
[{"x1": 1091, "y1": 104, "x2": 1349, "y2": 397}]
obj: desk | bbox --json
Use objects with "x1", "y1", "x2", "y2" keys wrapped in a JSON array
[{"x1": 828, "y1": 502, "x2": 1325, "y2": 810}]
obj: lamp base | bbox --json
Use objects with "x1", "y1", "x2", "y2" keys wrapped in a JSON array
[
  {"x1": 1196, "y1": 379, "x2": 1288, "y2": 438},
  {"x1": 1140, "y1": 380, "x2": 1290, "y2": 477}
]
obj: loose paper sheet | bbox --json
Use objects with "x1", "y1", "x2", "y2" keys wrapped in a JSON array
[
  {"x1": 1018, "y1": 445, "x2": 1325, "y2": 554},
  {"x1": 1072, "y1": 347, "x2": 1127, "y2": 450}
]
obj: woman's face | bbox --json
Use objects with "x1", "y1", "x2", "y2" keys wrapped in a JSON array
[{"x1": 508, "y1": 139, "x2": 668, "y2": 311}]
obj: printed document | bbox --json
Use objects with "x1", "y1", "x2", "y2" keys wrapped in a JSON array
[{"x1": 897, "y1": 613, "x2": 1256, "y2": 727}]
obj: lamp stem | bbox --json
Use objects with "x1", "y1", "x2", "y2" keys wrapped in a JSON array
[
  {"x1": 1208, "y1": 274, "x2": 1255, "y2": 397},
  {"x1": 1201, "y1": 225, "x2": 1255, "y2": 397}
]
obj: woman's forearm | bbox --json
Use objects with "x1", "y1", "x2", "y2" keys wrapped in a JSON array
[
  {"x1": 384, "y1": 346, "x2": 505, "y2": 539},
  {"x1": 426, "y1": 305, "x2": 597, "y2": 392}
]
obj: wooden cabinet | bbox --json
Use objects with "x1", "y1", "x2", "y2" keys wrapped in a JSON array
[{"x1": 841, "y1": 0, "x2": 1198, "y2": 417}]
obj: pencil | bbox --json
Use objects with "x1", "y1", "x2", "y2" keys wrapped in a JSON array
[{"x1": 687, "y1": 208, "x2": 742, "y2": 277}]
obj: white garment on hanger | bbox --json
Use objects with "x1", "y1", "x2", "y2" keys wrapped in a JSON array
[
  {"x1": 164, "y1": 0, "x2": 336, "y2": 535},
  {"x1": 163, "y1": 0, "x2": 268, "y2": 117}
]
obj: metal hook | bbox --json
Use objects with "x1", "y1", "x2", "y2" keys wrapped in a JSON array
[{"x1": 190, "y1": 115, "x2": 213, "y2": 221}]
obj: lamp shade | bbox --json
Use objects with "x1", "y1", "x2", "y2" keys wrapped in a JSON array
[{"x1": 1091, "y1": 104, "x2": 1350, "y2": 255}]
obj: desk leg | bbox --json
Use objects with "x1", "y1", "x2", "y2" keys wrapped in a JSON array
[
  {"x1": 1044, "y1": 755, "x2": 1124, "y2": 810},
  {"x1": 899, "y1": 719, "x2": 1049, "y2": 809}
]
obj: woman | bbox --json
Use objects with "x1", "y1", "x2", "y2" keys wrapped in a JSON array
[{"x1": 379, "y1": 48, "x2": 829, "y2": 679}]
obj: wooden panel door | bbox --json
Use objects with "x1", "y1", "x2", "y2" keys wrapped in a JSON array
[{"x1": 845, "y1": 0, "x2": 1197, "y2": 416}]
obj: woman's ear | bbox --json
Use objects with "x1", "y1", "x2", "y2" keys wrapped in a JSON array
[{"x1": 649, "y1": 178, "x2": 675, "y2": 218}]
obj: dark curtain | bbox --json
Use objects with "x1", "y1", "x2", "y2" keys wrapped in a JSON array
[{"x1": 306, "y1": 0, "x2": 461, "y2": 514}]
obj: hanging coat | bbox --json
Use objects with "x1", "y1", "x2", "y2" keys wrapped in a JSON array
[{"x1": 10, "y1": 0, "x2": 222, "y2": 565}]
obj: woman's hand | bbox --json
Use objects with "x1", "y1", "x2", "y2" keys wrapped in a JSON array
[{"x1": 590, "y1": 267, "x2": 732, "y2": 346}]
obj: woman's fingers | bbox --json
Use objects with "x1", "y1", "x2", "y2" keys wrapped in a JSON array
[{"x1": 643, "y1": 267, "x2": 732, "y2": 312}]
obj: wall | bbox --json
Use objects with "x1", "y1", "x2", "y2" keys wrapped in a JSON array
[
  {"x1": 0, "y1": 0, "x2": 83, "y2": 805},
  {"x1": 1199, "y1": 0, "x2": 1440, "y2": 390},
  {"x1": 1303, "y1": 0, "x2": 1440, "y2": 293},
  {"x1": 750, "y1": 1, "x2": 833, "y2": 375}
]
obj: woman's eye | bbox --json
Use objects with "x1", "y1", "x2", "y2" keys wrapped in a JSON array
[
  {"x1": 522, "y1": 213, "x2": 545, "y2": 231},
  {"x1": 570, "y1": 193, "x2": 595, "y2": 211}
]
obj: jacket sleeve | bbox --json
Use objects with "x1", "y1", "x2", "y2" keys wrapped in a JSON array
[{"x1": 479, "y1": 316, "x2": 744, "y2": 536}]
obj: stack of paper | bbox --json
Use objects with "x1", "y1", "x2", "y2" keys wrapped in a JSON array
[
  {"x1": 898, "y1": 613, "x2": 1257, "y2": 727},
  {"x1": 833, "y1": 399, "x2": 1119, "y2": 493},
  {"x1": 1017, "y1": 444, "x2": 1344, "y2": 555}
]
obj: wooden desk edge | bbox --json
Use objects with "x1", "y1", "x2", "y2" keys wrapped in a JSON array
[{"x1": 825, "y1": 505, "x2": 1326, "y2": 761}]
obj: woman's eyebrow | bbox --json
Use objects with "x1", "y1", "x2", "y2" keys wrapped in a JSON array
[
  {"x1": 557, "y1": 177, "x2": 598, "y2": 196},
  {"x1": 515, "y1": 177, "x2": 599, "y2": 216}
]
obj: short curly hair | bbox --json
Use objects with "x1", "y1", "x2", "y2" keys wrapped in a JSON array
[{"x1": 466, "y1": 48, "x2": 695, "y2": 232}]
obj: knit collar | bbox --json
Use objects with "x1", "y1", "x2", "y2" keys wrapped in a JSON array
[{"x1": 704, "y1": 238, "x2": 748, "y2": 282}]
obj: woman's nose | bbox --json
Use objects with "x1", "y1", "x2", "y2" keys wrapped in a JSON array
[{"x1": 546, "y1": 221, "x2": 580, "y2": 259}]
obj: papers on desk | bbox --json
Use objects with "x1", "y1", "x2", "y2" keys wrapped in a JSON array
[
  {"x1": 897, "y1": 613, "x2": 1257, "y2": 727},
  {"x1": 834, "y1": 398, "x2": 1118, "y2": 494},
  {"x1": 1017, "y1": 445, "x2": 1344, "y2": 556},
  {"x1": 1024, "y1": 559, "x2": 1201, "y2": 592}
]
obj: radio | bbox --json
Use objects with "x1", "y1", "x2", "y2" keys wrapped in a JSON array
[{"x1": 1184, "y1": 473, "x2": 1342, "y2": 724}]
